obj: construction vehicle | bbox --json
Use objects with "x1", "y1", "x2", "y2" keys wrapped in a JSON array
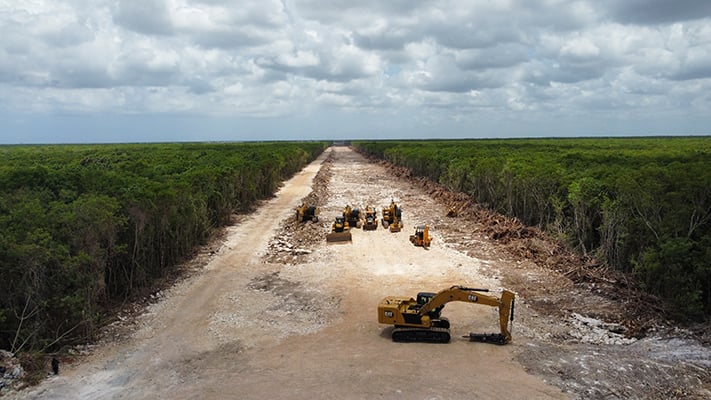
[
  {"x1": 409, "y1": 224, "x2": 432, "y2": 247},
  {"x1": 343, "y1": 205, "x2": 362, "y2": 229},
  {"x1": 389, "y1": 209, "x2": 403, "y2": 232},
  {"x1": 295, "y1": 203, "x2": 320, "y2": 223},
  {"x1": 381, "y1": 199, "x2": 402, "y2": 231},
  {"x1": 377, "y1": 285, "x2": 515, "y2": 344},
  {"x1": 326, "y1": 215, "x2": 352, "y2": 242},
  {"x1": 363, "y1": 206, "x2": 378, "y2": 230}
]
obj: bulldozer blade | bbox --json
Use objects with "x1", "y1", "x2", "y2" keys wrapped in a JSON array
[
  {"x1": 389, "y1": 223, "x2": 402, "y2": 233},
  {"x1": 326, "y1": 231, "x2": 352, "y2": 242}
]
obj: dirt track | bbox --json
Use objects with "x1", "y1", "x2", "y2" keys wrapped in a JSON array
[{"x1": 12, "y1": 147, "x2": 711, "y2": 399}]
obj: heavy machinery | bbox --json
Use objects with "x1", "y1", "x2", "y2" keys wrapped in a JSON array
[
  {"x1": 382, "y1": 199, "x2": 403, "y2": 231},
  {"x1": 377, "y1": 286, "x2": 515, "y2": 344},
  {"x1": 389, "y1": 210, "x2": 402, "y2": 232},
  {"x1": 343, "y1": 205, "x2": 362, "y2": 229},
  {"x1": 409, "y1": 224, "x2": 432, "y2": 247},
  {"x1": 363, "y1": 206, "x2": 378, "y2": 230},
  {"x1": 295, "y1": 203, "x2": 320, "y2": 223},
  {"x1": 326, "y1": 215, "x2": 352, "y2": 242}
]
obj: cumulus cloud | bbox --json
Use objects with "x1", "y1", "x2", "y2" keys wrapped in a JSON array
[
  {"x1": 604, "y1": 0, "x2": 711, "y2": 25},
  {"x1": 114, "y1": 0, "x2": 174, "y2": 35},
  {"x1": 0, "y1": 0, "x2": 710, "y2": 142}
]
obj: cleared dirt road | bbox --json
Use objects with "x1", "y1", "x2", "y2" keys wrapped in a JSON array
[
  {"x1": 15, "y1": 147, "x2": 564, "y2": 399},
  {"x1": 14, "y1": 146, "x2": 709, "y2": 399}
]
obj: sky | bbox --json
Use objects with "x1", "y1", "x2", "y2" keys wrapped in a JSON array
[{"x1": 1, "y1": 0, "x2": 711, "y2": 144}]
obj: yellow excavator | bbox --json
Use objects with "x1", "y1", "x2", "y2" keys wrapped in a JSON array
[
  {"x1": 326, "y1": 215, "x2": 352, "y2": 242},
  {"x1": 378, "y1": 286, "x2": 515, "y2": 344},
  {"x1": 295, "y1": 203, "x2": 320, "y2": 223},
  {"x1": 409, "y1": 224, "x2": 431, "y2": 247},
  {"x1": 382, "y1": 199, "x2": 403, "y2": 232},
  {"x1": 343, "y1": 205, "x2": 362, "y2": 229}
]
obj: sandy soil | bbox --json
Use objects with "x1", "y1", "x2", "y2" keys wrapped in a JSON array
[{"x1": 10, "y1": 147, "x2": 710, "y2": 400}]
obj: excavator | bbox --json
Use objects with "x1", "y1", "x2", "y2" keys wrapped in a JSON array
[
  {"x1": 382, "y1": 199, "x2": 403, "y2": 232},
  {"x1": 326, "y1": 215, "x2": 352, "y2": 242},
  {"x1": 378, "y1": 286, "x2": 515, "y2": 344},
  {"x1": 343, "y1": 205, "x2": 362, "y2": 229},
  {"x1": 409, "y1": 224, "x2": 432, "y2": 247},
  {"x1": 363, "y1": 206, "x2": 378, "y2": 230},
  {"x1": 295, "y1": 203, "x2": 320, "y2": 223},
  {"x1": 389, "y1": 209, "x2": 403, "y2": 233}
]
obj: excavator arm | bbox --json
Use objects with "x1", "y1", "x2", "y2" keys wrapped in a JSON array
[{"x1": 418, "y1": 286, "x2": 515, "y2": 344}]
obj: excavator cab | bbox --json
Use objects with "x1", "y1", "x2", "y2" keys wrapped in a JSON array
[
  {"x1": 410, "y1": 224, "x2": 431, "y2": 247},
  {"x1": 344, "y1": 205, "x2": 362, "y2": 229},
  {"x1": 415, "y1": 227, "x2": 425, "y2": 240},
  {"x1": 417, "y1": 292, "x2": 435, "y2": 305},
  {"x1": 417, "y1": 292, "x2": 444, "y2": 319}
]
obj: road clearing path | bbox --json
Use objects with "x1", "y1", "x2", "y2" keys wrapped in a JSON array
[{"x1": 16, "y1": 147, "x2": 569, "y2": 399}]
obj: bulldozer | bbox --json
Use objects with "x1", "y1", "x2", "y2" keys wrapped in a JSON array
[
  {"x1": 343, "y1": 205, "x2": 362, "y2": 229},
  {"x1": 381, "y1": 199, "x2": 403, "y2": 232},
  {"x1": 409, "y1": 224, "x2": 431, "y2": 247},
  {"x1": 363, "y1": 206, "x2": 378, "y2": 230},
  {"x1": 377, "y1": 285, "x2": 515, "y2": 344},
  {"x1": 295, "y1": 203, "x2": 320, "y2": 223},
  {"x1": 326, "y1": 215, "x2": 352, "y2": 242}
]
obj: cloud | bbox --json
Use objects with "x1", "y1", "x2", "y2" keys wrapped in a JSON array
[
  {"x1": 114, "y1": 0, "x2": 174, "y2": 35},
  {"x1": 0, "y1": 0, "x2": 710, "y2": 142},
  {"x1": 455, "y1": 43, "x2": 530, "y2": 70},
  {"x1": 604, "y1": 0, "x2": 711, "y2": 25}
]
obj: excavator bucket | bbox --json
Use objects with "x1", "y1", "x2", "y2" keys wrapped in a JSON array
[
  {"x1": 326, "y1": 231, "x2": 352, "y2": 242},
  {"x1": 389, "y1": 222, "x2": 402, "y2": 233},
  {"x1": 465, "y1": 332, "x2": 507, "y2": 345}
]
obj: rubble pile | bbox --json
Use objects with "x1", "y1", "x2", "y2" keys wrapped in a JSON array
[
  {"x1": 0, "y1": 350, "x2": 25, "y2": 393},
  {"x1": 263, "y1": 152, "x2": 333, "y2": 264}
]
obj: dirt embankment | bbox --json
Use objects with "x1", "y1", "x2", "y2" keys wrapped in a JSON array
[{"x1": 5, "y1": 146, "x2": 710, "y2": 400}]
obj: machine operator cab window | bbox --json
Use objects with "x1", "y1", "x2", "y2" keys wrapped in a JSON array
[
  {"x1": 415, "y1": 225, "x2": 426, "y2": 239},
  {"x1": 417, "y1": 292, "x2": 435, "y2": 305},
  {"x1": 416, "y1": 292, "x2": 444, "y2": 318}
]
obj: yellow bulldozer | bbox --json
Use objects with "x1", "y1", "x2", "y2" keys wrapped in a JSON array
[
  {"x1": 377, "y1": 285, "x2": 515, "y2": 344},
  {"x1": 326, "y1": 215, "x2": 352, "y2": 242},
  {"x1": 382, "y1": 199, "x2": 403, "y2": 232}
]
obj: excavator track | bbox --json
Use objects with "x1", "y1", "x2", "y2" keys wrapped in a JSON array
[{"x1": 392, "y1": 327, "x2": 451, "y2": 343}]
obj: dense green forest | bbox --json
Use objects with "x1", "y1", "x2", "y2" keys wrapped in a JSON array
[
  {"x1": 0, "y1": 142, "x2": 326, "y2": 353},
  {"x1": 353, "y1": 138, "x2": 711, "y2": 321}
]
